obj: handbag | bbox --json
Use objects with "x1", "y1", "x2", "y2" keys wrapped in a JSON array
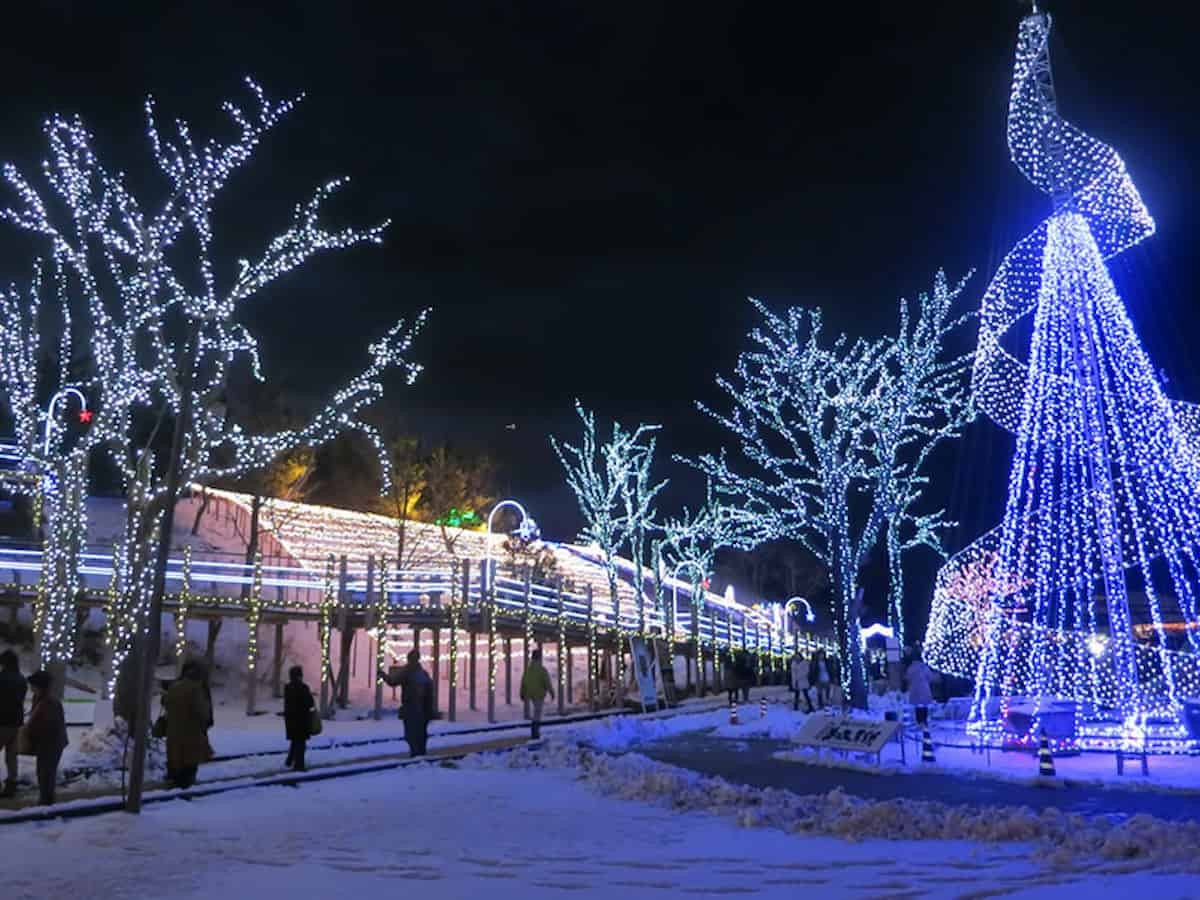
[
  {"x1": 308, "y1": 709, "x2": 323, "y2": 736},
  {"x1": 152, "y1": 714, "x2": 168, "y2": 739},
  {"x1": 15, "y1": 725, "x2": 34, "y2": 757}
]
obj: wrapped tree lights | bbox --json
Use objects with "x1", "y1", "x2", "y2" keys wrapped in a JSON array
[
  {"x1": 552, "y1": 403, "x2": 662, "y2": 696},
  {"x1": 926, "y1": 10, "x2": 1200, "y2": 748},
  {"x1": 0, "y1": 78, "x2": 427, "y2": 693}
]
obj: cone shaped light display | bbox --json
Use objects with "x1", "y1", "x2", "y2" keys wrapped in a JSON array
[{"x1": 925, "y1": 12, "x2": 1200, "y2": 750}]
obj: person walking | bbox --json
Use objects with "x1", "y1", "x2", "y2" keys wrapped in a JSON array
[
  {"x1": 723, "y1": 653, "x2": 737, "y2": 706},
  {"x1": 905, "y1": 650, "x2": 935, "y2": 727},
  {"x1": 163, "y1": 662, "x2": 213, "y2": 788},
  {"x1": 520, "y1": 649, "x2": 554, "y2": 740},
  {"x1": 736, "y1": 651, "x2": 753, "y2": 703},
  {"x1": 0, "y1": 650, "x2": 26, "y2": 798},
  {"x1": 283, "y1": 665, "x2": 315, "y2": 772},
  {"x1": 810, "y1": 650, "x2": 833, "y2": 709},
  {"x1": 789, "y1": 653, "x2": 812, "y2": 713},
  {"x1": 24, "y1": 670, "x2": 68, "y2": 806}
]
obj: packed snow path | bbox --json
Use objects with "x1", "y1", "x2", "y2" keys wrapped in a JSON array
[
  {"x1": 4, "y1": 754, "x2": 1195, "y2": 900},
  {"x1": 638, "y1": 735, "x2": 1200, "y2": 823}
]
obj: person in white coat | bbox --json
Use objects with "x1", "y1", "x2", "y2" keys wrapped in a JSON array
[
  {"x1": 790, "y1": 653, "x2": 812, "y2": 713},
  {"x1": 905, "y1": 651, "x2": 935, "y2": 726}
]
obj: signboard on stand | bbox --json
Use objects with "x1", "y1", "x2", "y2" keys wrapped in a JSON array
[
  {"x1": 629, "y1": 637, "x2": 659, "y2": 713},
  {"x1": 795, "y1": 714, "x2": 899, "y2": 755}
]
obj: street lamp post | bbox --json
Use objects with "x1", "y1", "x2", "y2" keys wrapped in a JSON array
[
  {"x1": 42, "y1": 387, "x2": 89, "y2": 457},
  {"x1": 784, "y1": 596, "x2": 816, "y2": 657},
  {"x1": 484, "y1": 499, "x2": 538, "y2": 591}
]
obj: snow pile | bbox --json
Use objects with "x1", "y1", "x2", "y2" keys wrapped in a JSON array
[
  {"x1": 572, "y1": 710, "x2": 716, "y2": 750},
  {"x1": 70, "y1": 721, "x2": 165, "y2": 782},
  {"x1": 463, "y1": 740, "x2": 1200, "y2": 873},
  {"x1": 708, "y1": 702, "x2": 803, "y2": 739}
]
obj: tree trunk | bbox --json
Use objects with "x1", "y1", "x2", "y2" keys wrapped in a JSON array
[
  {"x1": 204, "y1": 619, "x2": 222, "y2": 668},
  {"x1": 127, "y1": 326, "x2": 198, "y2": 813},
  {"x1": 190, "y1": 487, "x2": 211, "y2": 536}
]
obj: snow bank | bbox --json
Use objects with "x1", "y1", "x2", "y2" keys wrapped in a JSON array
[{"x1": 462, "y1": 740, "x2": 1200, "y2": 873}]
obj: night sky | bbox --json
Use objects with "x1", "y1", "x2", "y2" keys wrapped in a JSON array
[{"x1": 3, "y1": 2, "x2": 1199, "y2": 590}]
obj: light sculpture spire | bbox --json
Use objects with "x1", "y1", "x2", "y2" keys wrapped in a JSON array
[{"x1": 925, "y1": 10, "x2": 1200, "y2": 749}]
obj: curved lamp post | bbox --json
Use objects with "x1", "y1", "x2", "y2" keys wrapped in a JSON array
[
  {"x1": 485, "y1": 499, "x2": 538, "y2": 590},
  {"x1": 43, "y1": 387, "x2": 88, "y2": 457},
  {"x1": 784, "y1": 596, "x2": 816, "y2": 656}
]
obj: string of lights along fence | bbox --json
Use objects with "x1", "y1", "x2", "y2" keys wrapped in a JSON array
[{"x1": 924, "y1": 10, "x2": 1200, "y2": 752}]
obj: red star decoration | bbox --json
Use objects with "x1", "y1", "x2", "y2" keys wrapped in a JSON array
[{"x1": 78, "y1": 409, "x2": 94, "y2": 424}]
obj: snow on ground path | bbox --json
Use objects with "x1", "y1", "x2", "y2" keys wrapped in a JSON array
[{"x1": 5, "y1": 757, "x2": 1196, "y2": 900}]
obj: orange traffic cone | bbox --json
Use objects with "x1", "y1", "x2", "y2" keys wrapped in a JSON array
[{"x1": 729, "y1": 698, "x2": 739, "y2": 725}]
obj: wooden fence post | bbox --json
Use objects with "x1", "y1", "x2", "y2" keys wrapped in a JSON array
[
  {"x1": 466, "y1": 561, "x2": 478, "y2": 712},
  {"x1": 431, "y1": 619, "x2": 441, "y2": 715},
  {"x1": 586, "y1": 584, "x2": 597, "y2": 712},
  {"x1": 522, "y1": 567, "x2": 532, "y2": 719},
  {"x1": 319, "y1": 556, "x2": 334, "y2": 718},
  {"x1": 504, "y1": 636, "x2": 513, "y2": 706},
  {"x1": 448, "y1": 562, "x2": 461, "y2": 723},
  {"x1": 271, "y1": 621, "x2": 285, "y2": 699},
  {"x1": 335, "y1": 556, "x2": 350, "y2": 708},
  {"x1": 556, "y1": 578, "x2": 566, "y2": 717},
  {"x1": 487, "y1": 562, "x2": 497, "y2": 724},
  {"x1": 245, "y1": 551, "x2": 263, "y2": 716}
]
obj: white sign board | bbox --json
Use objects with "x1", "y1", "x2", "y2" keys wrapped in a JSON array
[{"x1": 795, "y1": 714, "x2": 899, "y2": 755}]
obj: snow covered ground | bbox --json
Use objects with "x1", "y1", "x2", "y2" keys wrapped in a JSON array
[{"x1": 4, "y1": 742, "x2": 1199, "y2": 900}]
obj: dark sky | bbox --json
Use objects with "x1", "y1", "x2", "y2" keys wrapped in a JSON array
[{"x1": 3, "y1": 0, "x2": 1199, "y2": 561}]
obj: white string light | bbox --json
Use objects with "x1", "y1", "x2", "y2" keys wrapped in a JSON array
[
  {"x1": 0, "y1": 77, "x2": 427, "y2": 684},
  {"x1": 925, "y1": 12, "x2": 1200, "y2": 750}
]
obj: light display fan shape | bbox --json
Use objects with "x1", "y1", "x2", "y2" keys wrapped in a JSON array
[{"x1": 924, "y1": 11, "x2": 1200, "y2": 745}]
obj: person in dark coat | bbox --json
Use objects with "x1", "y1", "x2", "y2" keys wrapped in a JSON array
[
  {"x1": 0, "y1": 650, "x2": 26, "y2": 797},
  {"x1": 192, "y1": 661, "x2": 215, "y2": 731},
  {"x1": 163, "y1": 662, "x2": 213, "y2": 788},
  {"x1": 24, "y1": 670, "x2": 68, "y2": 806},
  {"x1": 735, "y1": 651, "x2": 754, "y2": 702},
  {"x1": 382, "y1": 650, "x2": 433, "y2": 758},
  {"x1": 283, "y1": 665, "x2": 315, "y2": 772}
]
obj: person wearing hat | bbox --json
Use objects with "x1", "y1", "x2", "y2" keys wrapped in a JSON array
[
  {"x1": 24, "y1": 670, "x2": 68, "y2": 806},
  {"x1": 0, "y1": 650, "x2": 26, "y2": 797},
  {"x1": 282, "y1": 665, "x2": 315, "y2": 772}
]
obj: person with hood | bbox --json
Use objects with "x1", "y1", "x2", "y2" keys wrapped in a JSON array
[
  {"x1": 789, "y1": 652, "x2": 812, "y2": 713},
  {"x1": 24, "y1": 670, "x2": 68, "y2": 806},
  {"x1": 163, "y1": 662, "x2": 213, "y2": 788},
  {"x1": 519, "y1": 648, "x2": 554, "y2": 740},
  {"x1": 0, "y1": 650, "x2": 26, "y2": 797},
  {"x1": 905, "y1": 649, "x2": 936, "y2": 726},
  {"x1": 283, "y1": 665, "x2": 315, "y2": 772}
]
